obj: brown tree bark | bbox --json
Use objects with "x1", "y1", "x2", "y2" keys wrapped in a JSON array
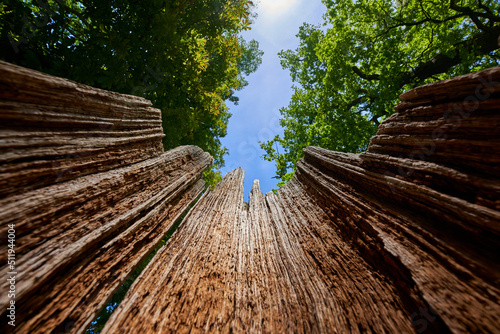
[
  {"x1": 1, "y1": 62, "x2": 498, "y2": 334},
  {"x1": 0, "y1": 61, "x2": 213, "y2": 333},
  {"x1": 103, "y1": 66, "x2": 500, "y2": 334}
]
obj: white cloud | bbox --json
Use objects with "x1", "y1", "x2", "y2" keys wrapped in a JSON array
[{"x1": 257, "y1": 0, "x2": 300, "y2": 18}]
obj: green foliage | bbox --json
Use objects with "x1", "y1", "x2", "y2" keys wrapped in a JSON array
[
  {"x1": 235, "y1": 37, "x2": 264, "y2": 92},
  {"x1": 0, "y1": 0, "x2": 263, "y2": 185},
  {"x1": 262, "y1": 0, "x2": 500, "y2": 183},
  {"x1": 203, "y1": 168, "x2": 222, "y2": 190}
]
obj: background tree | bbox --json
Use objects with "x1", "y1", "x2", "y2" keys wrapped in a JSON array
[
  {"x1": 261, "y1": 0, "x2": 500, "y2": 185},
  {"x1": 0, "y1": 0, "x2": 263, "y2": 186}
]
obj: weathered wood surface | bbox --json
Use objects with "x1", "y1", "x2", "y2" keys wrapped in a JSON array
[
  {"x1": 0, "y1": 60, "x2": 165, "y2": 198},
  {"x1": 103, "y1": 169, "x2": 418, "y2": 333},
  {"x1": 103, "y1": 67, "x2": 500, "y2": 333},
  {"x1": 370, "y1": 66, "x2": 500, "y2": 178},
  {"x1": 1, "y1": 62, "x2": 499, "y2": 333},
  {"x1": 0, "y1": 61, "x2": 212, "y2": 333}
]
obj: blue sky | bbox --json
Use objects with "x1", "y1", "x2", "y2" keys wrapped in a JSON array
[{"x1": 220, "y1": 0, "x2": 327, "y2": 201}]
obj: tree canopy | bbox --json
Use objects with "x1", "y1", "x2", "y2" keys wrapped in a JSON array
[
  {"x1": 261, "y1": 0, "x2": 500, "y2": 185},
  {"x1": 0, "y1": 0, "x2": 263, "y2": 186}
]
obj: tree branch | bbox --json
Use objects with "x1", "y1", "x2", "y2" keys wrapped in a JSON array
[
  {"x1": 346, "y1": 95, "x2": 369, "y2": 110},
  {"x1": 370, "y1": 115, "x2": 380, "y2": 126},
  {"x1": 401, "y1": 24, "x2": 500, "y2": 84},
  {"x1": 378, "y1": 14, "x2": 465, "y2": 37},
  {"x1": 351, "y1": 66, "x2": 380, "y2": 81},
  {"x1": 477, "y1": 0, "x2": 495, "y2": 17},
  {"x1": 449, "y1": 0, "x2": 500, "y2": 33},
  {"x1": 450, "y1": 0, "x2": 500, "y2": 22}
]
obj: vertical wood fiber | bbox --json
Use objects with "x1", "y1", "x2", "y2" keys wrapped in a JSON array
[
  {"x1": 0, "y1": 61, "x2": 212, "y2": 333},
  {"x1": 1, "y1": 62, "x2": 498, "y2": 334}
]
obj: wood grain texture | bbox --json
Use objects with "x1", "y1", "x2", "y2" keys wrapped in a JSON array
[
  {"x1": 297, "y1": 147, "x2": 499, "y2": 333},
  {"x1": 1, "y1": 63, "x2": 499, "y2": 334},
  {"x1": 0, "y1": 60, "x2": 164, "y2": 198},
  {"x1": 0, "y1": 149, "x2": 211, "y2": 333},
  {"x1": 103, "y1": 67, "x2": 500, "y2": 334},
  {"x1": 369, "y1": 66, "x2": 500, "y2": 177},
  {"x1": 0, "y1": 61, "x2": 212, "y2": 333}
]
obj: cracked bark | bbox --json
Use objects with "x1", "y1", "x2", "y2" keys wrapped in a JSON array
[
  {"x1": 103, "y1": 66, "x2": 500, "y2": 334},
  {"x1": 1, "y1": 62, "x2": 498, "y2": 333},
  {"x1": 0, "y1": 61, "x2": 212, "y2": 333}
]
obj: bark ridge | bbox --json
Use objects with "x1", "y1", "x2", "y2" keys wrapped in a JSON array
[
  {"x1": 0, "y1": 61, "x2": 212, "y2": 333},
  {"x1": 104, "y1": 66, "x2": 500, "y2": 333},
  {"x1": 0, "y1": 61, "x2": 499, "y2": 333}
]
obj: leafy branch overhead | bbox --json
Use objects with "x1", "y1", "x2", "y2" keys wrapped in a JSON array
[
  {"x1": 261, "y1": 0, "x2": 500, "y2": 184},
  {"x1": 0, "y1": 0, "x2": 263, "y2": 185}
]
